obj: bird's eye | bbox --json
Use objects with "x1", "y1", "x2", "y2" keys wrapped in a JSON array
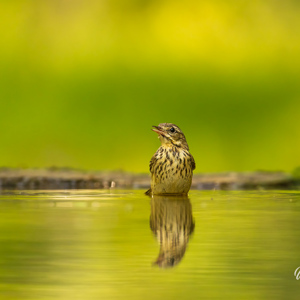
[{"x1": 170, "y1": 127, "x2": 175, "y2": 133}]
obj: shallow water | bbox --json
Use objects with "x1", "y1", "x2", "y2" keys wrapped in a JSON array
[{"x1": 0, "y1": 190, "x2": 299, "y2": 300}]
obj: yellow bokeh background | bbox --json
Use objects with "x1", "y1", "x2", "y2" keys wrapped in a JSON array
[{"x1": 1, "y1": 0, "x2": 300, "y2": 172}]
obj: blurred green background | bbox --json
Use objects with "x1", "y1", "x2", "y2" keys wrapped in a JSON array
[{"x1": 1, "y1": 0, "x2": 300, "y2": 173}]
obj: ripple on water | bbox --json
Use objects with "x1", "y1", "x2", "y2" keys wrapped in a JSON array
[{"x1": 0, "y1": 190, "x2": 299, "y2": 300}]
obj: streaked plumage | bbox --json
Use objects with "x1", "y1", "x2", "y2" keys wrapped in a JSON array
[
  {"x1": 146, "y1": 123, "x2": 195, "y2": 195},
  {"x1": 150, "y1": 195, "x2": 195, "y2": 268}
]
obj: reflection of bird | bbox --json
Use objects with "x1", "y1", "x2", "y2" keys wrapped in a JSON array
[
  {"x1": 146, "y1": 123, "x2": 196, "y2": 196},
  {"x1": 150, "y1": 195, "x2": 195, "y2": 268}
]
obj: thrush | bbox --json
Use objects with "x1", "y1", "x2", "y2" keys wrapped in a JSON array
[
  {"x1": 150, "y1": 195, "x2": 195, "y2": 268},
  {"x1": 146, "y1": 123, "x2": 196, "y2": 196}
]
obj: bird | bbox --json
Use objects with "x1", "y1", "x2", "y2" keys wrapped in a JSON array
[
  {"x1": 150, "y1": 195, "x2": 195, "y2": 268},
  {"x1": 146, "y1": 123, "x2": 196, "y2": 196}
]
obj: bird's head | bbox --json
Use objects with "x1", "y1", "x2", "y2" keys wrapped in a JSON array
[{"x1": 152, "y1": 123, "x2": 189, "y2": 150}]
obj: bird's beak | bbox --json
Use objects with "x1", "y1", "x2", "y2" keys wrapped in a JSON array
[{"x1": 152, "y1": 126, "x2": 165, "y2": 136}]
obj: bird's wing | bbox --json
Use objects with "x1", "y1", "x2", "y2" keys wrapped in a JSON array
[
  {"x1": 190, "y1": 154, "x2": 196, "y2": 171},
  {"x1": 149, "y1": 155, "x2": 157, "y2": 174},
  {"x1": 146, "y1": 154, "x2": 158, "y2": 196}
]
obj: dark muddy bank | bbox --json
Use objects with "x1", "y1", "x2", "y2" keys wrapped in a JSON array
[{"x1": 0, "y1": 168, "x2": 298, "y2": 190}]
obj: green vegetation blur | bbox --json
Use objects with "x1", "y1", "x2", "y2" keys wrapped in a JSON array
[{"x1": 1, "y1": 0, "x2": 300, "y2": 173}]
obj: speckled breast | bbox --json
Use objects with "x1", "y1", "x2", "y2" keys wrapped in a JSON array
[{"x1": 151, "y1": 146, "x2": 194, "y2": 195}]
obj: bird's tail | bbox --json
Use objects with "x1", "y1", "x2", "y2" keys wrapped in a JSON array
[{"x1": 145, "y1": 188, "x2": 152, "y2": 196}]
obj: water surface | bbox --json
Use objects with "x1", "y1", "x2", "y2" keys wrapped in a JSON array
[{"x1": 0, "y1": 190, "x2": 299, "y2": 299}]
